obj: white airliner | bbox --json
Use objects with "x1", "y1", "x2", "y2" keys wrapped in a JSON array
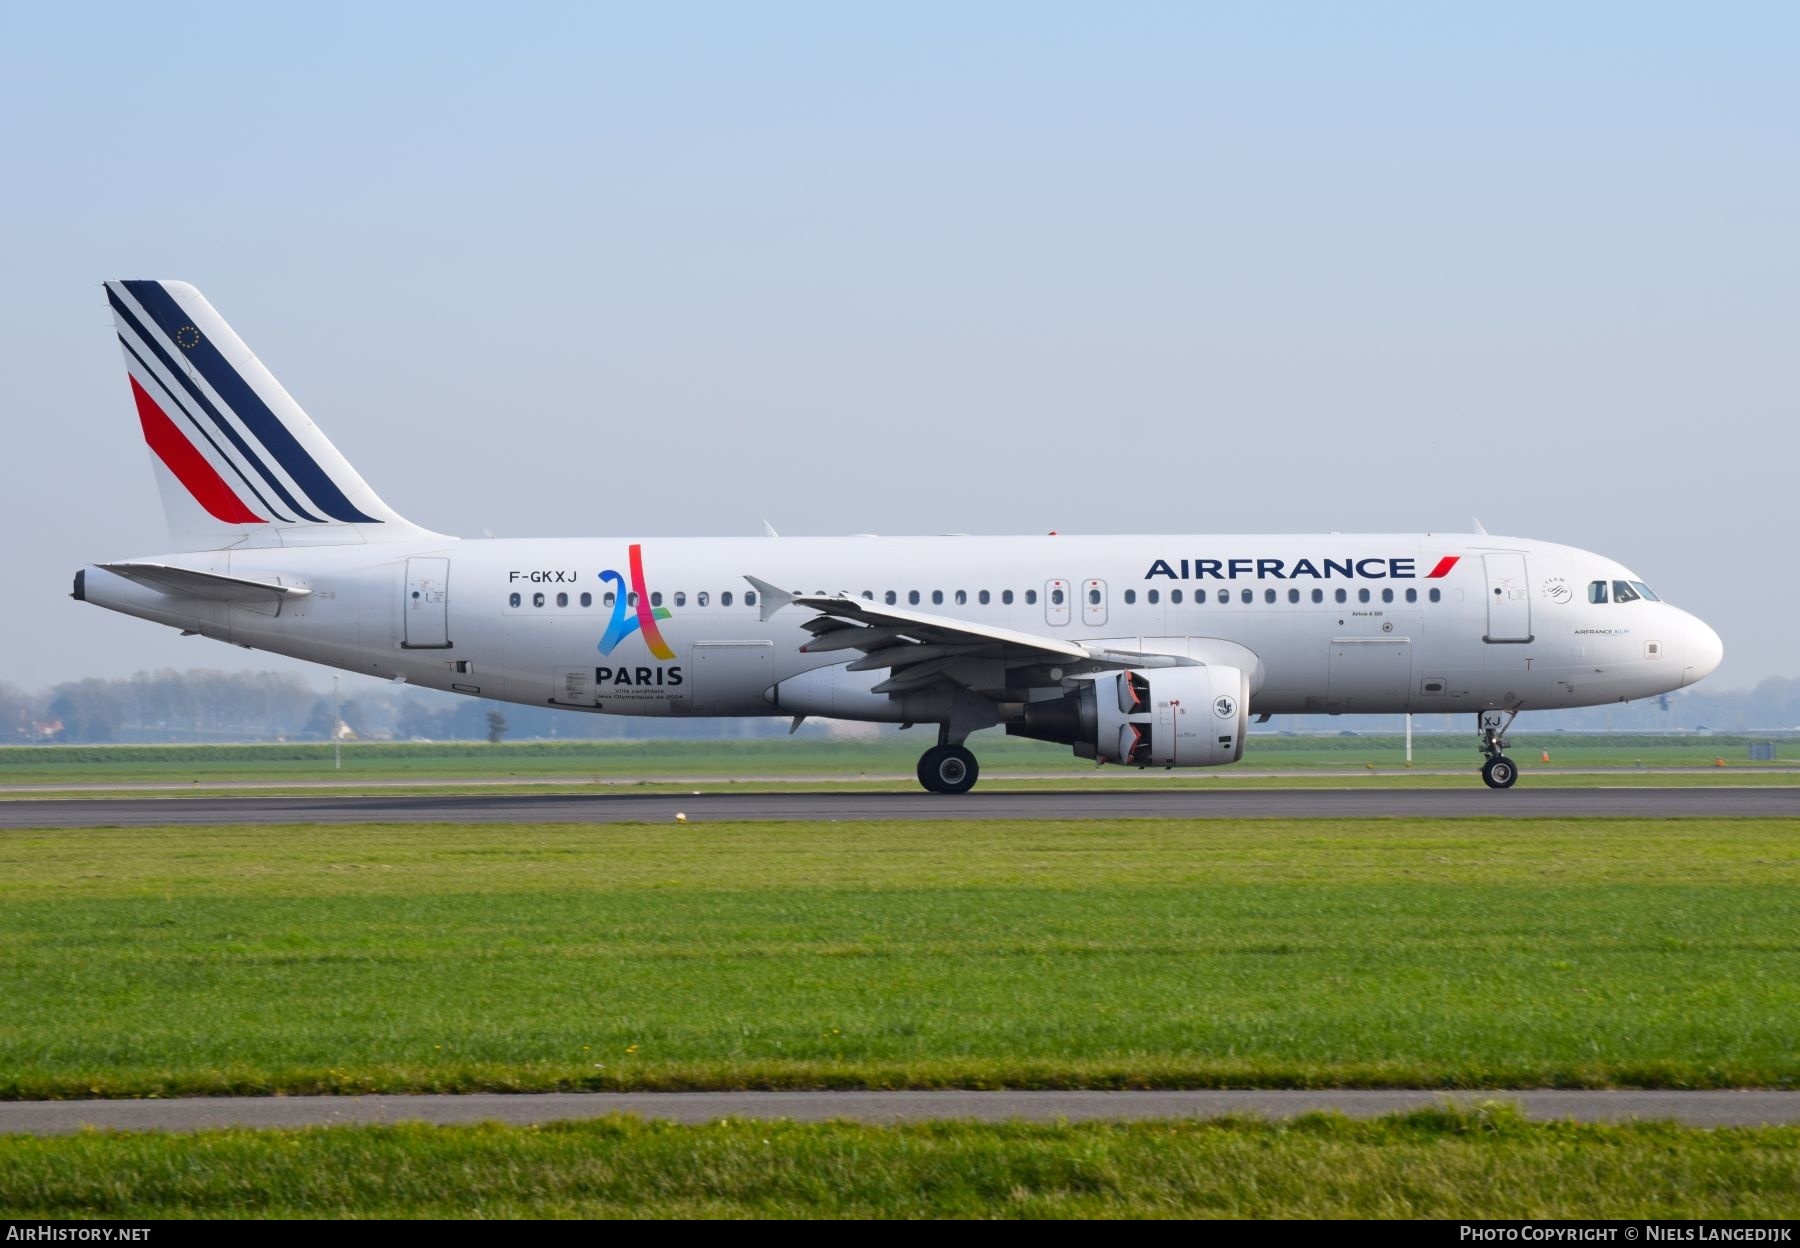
[{"x1": 75, "y1": 280, "x2": 1724, "y2": 792}]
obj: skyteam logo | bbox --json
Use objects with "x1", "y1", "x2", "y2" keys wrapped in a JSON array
[{"x1": 598, "y1": 543, "x2": 676, "y2": 660}]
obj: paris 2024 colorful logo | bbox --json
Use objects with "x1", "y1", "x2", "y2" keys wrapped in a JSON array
[{"x1": 597, "y1": 543, "x2": 675, "y2": 660}]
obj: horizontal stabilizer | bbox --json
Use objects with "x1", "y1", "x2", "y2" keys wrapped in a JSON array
[{"x1": 98, "y1": 562, "x2": 311, "y2": 603}]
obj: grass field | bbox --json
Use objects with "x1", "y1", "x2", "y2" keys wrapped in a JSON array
[
  {"x1": 2, "y1": 737, "x2": 1793, "y2": 801},
  {"x1": 1, "y1": 734, "x2": 1791, "y2": 787},
  {"x1": 3, "y1": 816, "x2": 1796, "y2": 1098},
  {"x1": 3, "y1": 1107, "x2": 1797, "y2": 1218}
]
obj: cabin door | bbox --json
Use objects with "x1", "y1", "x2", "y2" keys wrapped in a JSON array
[
  {"x1": 403, "y1": 557, "x2": 451, "y2": 649},
  {"x1": 1483, "y1": 553, "x2": 1532, "y2": 642}
]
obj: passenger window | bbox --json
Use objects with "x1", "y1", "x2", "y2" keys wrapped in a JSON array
[
  {"x1": 1124, "y1": 589, "x2": 1136, "y2": 605},
  {"x1": 1148, "y1": 589, "x2": 1160, "y2": 605},
  {"x1": 603, "y1": 592, "x2": 615, "y2": 607},
  {"x1": 533, "y1": 592, "x2": 545, "y2": 607},
  {"x1": 721, "y1": 591, "x2": 733, "y2": 607},
  {"x1": 1195, "y1": 589, "x2": 1207, "y2": 604},
  {"x1": 932, "y1": 590, "x2": 944, "y2": 605},
  {"x1": 1287, "y1": 588, "x2": 1299, "y2": 604},
  {"x1": 1612, "y1": 580, "x2": 1640, "y2": 604},
  {"x1": 1428, "y1": 588, "x2": 1441, "y2": 603},
  {"x1": 1335, "y1": 588, "x2": 1347, "y2": 604},
  {"x1": 745, "y1": 591, "x2": 757, "y2": 606},
  {"x1": 674, "y1": 592, "x2": 686, "y2": 607},
  {"x1": 1265, "y1": 588, "x2": 1276, "y2": 604},
  {"x1": 1311, "y1": 588, "x2": 1323, "y2": 604},
  {"x1": 628, "y1": 592, "x2": 638, "y2": 607},
  {"x1": 1589, "y1": 581, "x2": 1609, "y2": 604},
  {"x1": 1240, "y1": 588, "x2": 1252, "y2": 604},
  {"x1": 886, "y1": 591, "x2": 897, "y2": 605},
  {"x1": 1358, "y1": 588, "x2": 1370, "y2": 603},
  {"x1": 651, "y1": 592, "x2": 662, "y2": 607},
  {"x1": 1002, "y1": 590, "x2": 1014, "y2": 605},
  {"x1": 1026, "y1": 590, "x2": 1038, "y2": 605},
  {"x1": 580, "y1": 592, "x2": 592, "y2": 608},
  {"x1": 1405, "y1": 588, "x2": 1417, "y2": 603},
  {"x1": 557, "y1": 592, "x2": 569, "y2": 607},
  {"x1": 1381, "y1": 588, "x2": 1393, "y2": 603},
  {"x1": 1051, "y1": 588, "x2": 1065, "y2": 605},
  {"x1": 979, "y1": 590, "x2": 991, "y2": 605},
  {"x1": 955, "y1": 590, "x2": 967, "y2": 605},
  {"x1": 1088, "y1": 588, "x2": 1101, "y2": 605},
  {"x1": 909, "y1": 590, "x2": 921, "y2": 605},
  {"x1": 509, "y1": 592, "x2": 521, "y2": 608},
  {"x1": 861, "y1": 590, "x2": 874, "y2": 600},
  {"x1": 697, "y1": 592, "x2": 709, "y2": 607},
  {"x1": 1171, "y1": 589, "x2": 1183, "y2": 604}
]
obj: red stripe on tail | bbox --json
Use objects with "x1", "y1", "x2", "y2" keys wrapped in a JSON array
[
  {"x1": 129, "y1": 376, "x2": 264, "y2": 524},
  {"x1": 1425, "y1": 556, "x2": 1460, "y2": 578}
]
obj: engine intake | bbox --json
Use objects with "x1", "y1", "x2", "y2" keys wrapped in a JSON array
[{"x1": 1009, "y1": 665, "x2": 1249, "y2": 767}]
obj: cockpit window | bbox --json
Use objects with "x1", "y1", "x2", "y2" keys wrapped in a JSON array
[
  {"x1": 1630, "y1": 581, "x2": 1661, "y2": 602},
  {"x1": 1611, "y1": 580, "x2": 1640, "y2": 604},
  {"x1": 1588, "y1": 580, "x2": 1608, "y2": 604}
]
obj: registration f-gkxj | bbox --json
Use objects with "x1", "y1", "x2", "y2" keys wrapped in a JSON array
[{"x1": 75, "y1": 281, "x2": 1724, "y2": 792}]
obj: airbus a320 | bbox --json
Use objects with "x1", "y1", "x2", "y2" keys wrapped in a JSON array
[{"x1": 75, "y1": 281, "x2": 1724, "y2": 792}]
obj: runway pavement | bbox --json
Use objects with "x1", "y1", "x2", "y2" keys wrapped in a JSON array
[
  {"x1": 0, "y1": 785, "x2": 1794, "y2": 827},
  {"x1": 4, "y1": 1090, "x2": 1799, "y2": 1134}
]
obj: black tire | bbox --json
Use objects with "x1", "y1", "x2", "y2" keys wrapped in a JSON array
[
  {"x1": 916, "y1": 749, "x2": 939, "y2": 792},
  {"x1": 918, "y1": 744, "x2": 979, "y2": 795},
  {"x1": 1481, "y1": 755, "x2": 1518, "y2": 790}
]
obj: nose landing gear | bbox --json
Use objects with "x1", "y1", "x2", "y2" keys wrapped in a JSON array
[{"x1": 1478, "y1": 708, "x2": 1521, "y2": 789}]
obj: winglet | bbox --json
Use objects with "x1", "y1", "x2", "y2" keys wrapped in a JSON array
[{"x1": 745, "y1": 575, "x2": 794, "y2": 623}]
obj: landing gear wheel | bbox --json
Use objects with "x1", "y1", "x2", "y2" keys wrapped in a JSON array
[
  {"x1": 1481, "y1": 755, "x2": 1518, "y2": 790},
  {"x1": 917, "y1": 744, "x2": 979, "y2": 795}
]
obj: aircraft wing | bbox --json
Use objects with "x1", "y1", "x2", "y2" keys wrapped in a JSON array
[
  {"x1": 745, "y1": 575, "x2": 1189, "y2": 697},
  {"x1": 99, "y1": 562, "x2": 312, "y2": 604}
]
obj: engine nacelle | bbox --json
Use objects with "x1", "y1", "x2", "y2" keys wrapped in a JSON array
[{"x1": 1009, "y1": 665, "x2": 1250, "y2": 767}]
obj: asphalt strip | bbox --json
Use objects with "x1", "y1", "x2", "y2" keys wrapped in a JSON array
[{"x1": 5, "y1": 1090, "x2": 1800, "y2": 1134}]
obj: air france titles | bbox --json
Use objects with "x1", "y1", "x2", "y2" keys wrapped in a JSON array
[{"x1": 1144, "y1": 557, "x2": 1422, "y2": 581}]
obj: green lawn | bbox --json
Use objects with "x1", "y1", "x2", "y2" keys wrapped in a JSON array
[
  {"x1": 2, "y1": 1108, "x2": 1796, "y2": 1218},
  {"x1": 2, "y1": 817, "x2": 1796, "y2": 1097},
  {"x1": 1, "y1": 735, "x2": 1789, "y2": 786}
]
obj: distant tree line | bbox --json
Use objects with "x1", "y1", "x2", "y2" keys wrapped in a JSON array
[
  {"x1": 3, "y1": 669, "x2": 1796, "y2": 745},
  {"x1": 0, "y1": 669, "x2": 795, "y2": 744}
]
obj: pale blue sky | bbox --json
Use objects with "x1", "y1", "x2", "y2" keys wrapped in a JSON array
[{"x1": 2, "y1": 3, "x2": 1794, "y2": 689}]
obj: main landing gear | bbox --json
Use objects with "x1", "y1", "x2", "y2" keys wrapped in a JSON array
[
  {"x1": 1478, "y1": 708, "x2": 1521, "y2": 790},
  {"x1": 917, "y1": 743, "x2": 979, "y2": 794},
  {"x1": 915, "y1": 705, "x2": 995, "y2": 794}
]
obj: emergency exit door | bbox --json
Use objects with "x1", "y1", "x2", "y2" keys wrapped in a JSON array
[
  {"x1": 1082, "y1": 579, "x2": 1108, "y2": 627},
  {"x1": 404, "y1": 557, "x2": 451, "y2": 648}
]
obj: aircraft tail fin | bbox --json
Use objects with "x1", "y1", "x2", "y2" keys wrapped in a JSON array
[{"x1": 104, "y1": 279, "x2": 437, "y2": 550}]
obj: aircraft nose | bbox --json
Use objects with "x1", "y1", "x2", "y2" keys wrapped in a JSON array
[{"x1": 1683, "y1": 615, "x2": 1724, "y2": 687}]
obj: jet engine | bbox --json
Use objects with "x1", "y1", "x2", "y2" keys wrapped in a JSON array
[{"x1": 1008, "y1": 666, "x2": 1250, "y2": 767}]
